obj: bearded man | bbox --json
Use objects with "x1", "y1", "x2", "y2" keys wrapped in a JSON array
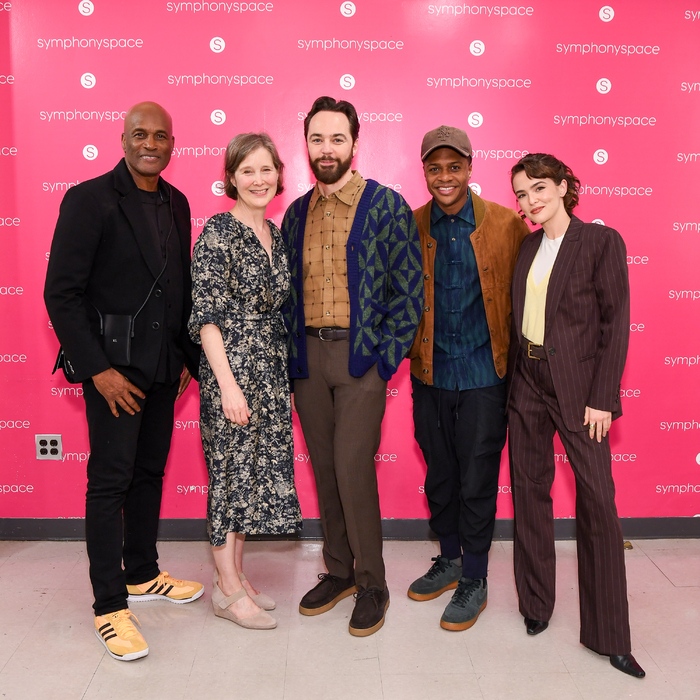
[{"x1": 281, "y1": 96, "x2": 423, "y2": 637}]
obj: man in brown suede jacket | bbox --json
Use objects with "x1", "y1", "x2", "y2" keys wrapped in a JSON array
[{"x1": 407, "y1": 125, "x2": 529, "y2": 631}]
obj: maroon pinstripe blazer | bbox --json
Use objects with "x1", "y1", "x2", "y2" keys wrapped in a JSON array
[{"x1": 506, "y1": 216, "x2": 630, "y2": 433}]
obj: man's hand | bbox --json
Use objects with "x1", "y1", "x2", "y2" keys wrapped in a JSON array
[
  {"x1": 584, "y1": 406, "x2": 612, "y2": 443},
  {"x1": 92, "y1": 368, "x2": 145, "y2": 418},
  {"x1": 176, "y1": 367, "x2": 192, "y2": 400}
]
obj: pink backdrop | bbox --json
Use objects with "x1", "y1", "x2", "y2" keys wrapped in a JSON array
[{"x1": 1, "y1": 0, "x2": 699, "y2": 523}]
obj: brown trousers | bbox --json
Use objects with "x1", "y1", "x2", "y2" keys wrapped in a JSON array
[
  {"x1": 508, "y1": 350, "x2": 631, "y2": 656},
  {"x1": 294, "y1": 336, "x2": 387, "y2": 590}
]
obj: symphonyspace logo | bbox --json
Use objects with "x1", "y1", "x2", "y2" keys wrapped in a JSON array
[
  {"x1": 297, "y1": 110, "x2": 403, "y2": 123},
  {"x1": 42, "y1": 181, "x2": 80, "y2": 193},
  {"x1": 166, "y1": 2, "x2": 274, "y2": 12},
  {"x1": 684, "y1": 10, "x2": 700, "y2": 20},
  {"x1": 554, "y1": 114, "x2": 656, "y2": 127},
  {"x1": 298, "y1": 38, "x2": 404, "y2": 52},
  {"x1": 473, "y1": 148, "x2": 528, "y2": 161},
  {"x1": 39, "y1": 110, "x2": 126, "y2": 122},
  {"x1": 669, "y1": 290, "x2": 700, "y2": 301},
  {"x1": 578, "y1": 184, "x2": 653, "y2": 197},
  {"x1": 37, "y1": 37, "x2": 144, "y2": 50},
  {"x1": 167, "y1": 74, "x2": 273, "y2": 86},
  {"x1": 556, "y1": 42, "x2": 660, "y2": 56},
  {"x1": 172, "y1": 145, "x2": 227, "y2": 158},
  {"x1": 427, "y1": 76, "x2": 531, "y2": 89},
  {"x1": 681, "y1": 81, "x2": 700, "y2": 93},
  {"x1": 677, "y1": 152, "x2": 700, "y2": 163},
  {"x1": 672, "y1": 222, "x2": 700, "y2": 232},
  {"x1": 427, "y1": 5, "x2": 534, "y2": 16}
]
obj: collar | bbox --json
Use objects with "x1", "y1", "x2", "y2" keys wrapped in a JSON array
[
  {"x1": 309, "y1": 170, "x2": 365, "y2": 209},
  {"x1": 113, "y1": 157, "x2": 169, "y2": 200},
  {"x1": 430, "y1": 188, "x2": 475, "y2": 226}
]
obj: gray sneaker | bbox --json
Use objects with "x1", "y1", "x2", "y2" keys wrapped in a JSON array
[
  {"x1": 407, "y1": 556, "x2": 461, "y2": 601},
  {"x1": 440, "y1": 577, "x2": 487, "y2": 630}
]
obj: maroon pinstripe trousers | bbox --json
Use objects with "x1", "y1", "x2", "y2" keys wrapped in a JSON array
[{"x1": 508, "y1": 350, "x2": 631, "y2": 656}]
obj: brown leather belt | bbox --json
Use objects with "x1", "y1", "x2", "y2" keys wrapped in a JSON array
[
  {"x1": 520, "y1": 337, "x2": 547, "y2": 360},
  {"x1": 305, "y1": 326, "x2": 350, "y2": 342}
]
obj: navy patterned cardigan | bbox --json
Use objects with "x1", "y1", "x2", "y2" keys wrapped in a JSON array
[{"x1": 281, "y1": 179, "x2": 424, "y2": 383}]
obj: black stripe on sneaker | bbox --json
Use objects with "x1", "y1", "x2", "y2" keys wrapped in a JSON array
[
  {"x1": 146, "y1": 582, "x2": 160, "y2": 593},
  {"x1": 103, "y1": 633, "x2": 117, "y2": 641},
  {"x1": 98, "y1": 623, "x2": 112, "y2": 633},
  {"x1": 164, "y1": 585, "x2": 174, "y2": 595},
  {"x1": 100, "y1": 625, "x2": 114, "y2": 638}
]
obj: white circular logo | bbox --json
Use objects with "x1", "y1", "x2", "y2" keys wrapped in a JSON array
[
  {"x1": 210, "y1": 37, "x2": 225, "y2": 53},
  {"x1": 340, "y1": 74, "x2": 356, "y2": 90},
  {"x1": 592, "y1": 218, "x2": 605, "y2": 225},
  {"x1": 210, "y1": 109, "x2": 226, "y2": 125},
  {"x1": 211, "y1": 181, "x2": 226, "y2": 197},
  {"x1": 599, "y1": 5, "x2": 614, "y2": 21},
  {"x1": 83, "y1": 145, "x2": 98, "y2": 160},
  {"x1": 340, "y1": 1, "x2": 356, "y2": 16},
  {"x1": 78, "y1": 0, "x2": 94, "y2": 16},
  {"x1": 80, "y1": 73, "x2": 96, "y2": 89},
  {"x1": 696, "y1": 453, "x2": 700, "y2": 466},
  {"x1": 596, "y1": 78, "x2": 611, "y2": 94},
  {"x1": 593, "y1": 149, "x2": 609, "y2": 165},
  {"x1": 470, "y1": 40, "x2": 485, "y2": 56},
  {"x1": 468, "y1": 112, "x2": 483, "y2": 128},
  {"x1": 469, "y1": 183, "x2": 482, "y2": 196}
]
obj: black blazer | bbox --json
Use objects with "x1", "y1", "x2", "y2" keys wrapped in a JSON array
[
  {"x1": 44, "y1": 158, "x2": 200, "y2": 389},
  {"x1": 506, "y1": 216, "x2": 630, "y2": 432}
]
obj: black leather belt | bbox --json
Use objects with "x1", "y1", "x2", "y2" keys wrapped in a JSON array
[
  {"x1": 305, "y1": 326, "x2": 349, "y2": 341},
  {"x1": 520, "y1": 337, "x2": 547, "y2": 360}
]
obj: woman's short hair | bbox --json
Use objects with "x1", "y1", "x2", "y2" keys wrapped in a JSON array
[
  {"x1": 510, "y1": 153, "x2": 580, "y2": 216},
  {"x1": 303, "y1": 96, "x2": 360, "y2": 143},
  {"x1": 223, "y1": 132, "x2": 285, "y2": 200}
]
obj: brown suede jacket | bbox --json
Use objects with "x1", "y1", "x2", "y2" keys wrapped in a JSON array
[{"x1": 409, "y1": 192, "x2": 529, "y2": 385}]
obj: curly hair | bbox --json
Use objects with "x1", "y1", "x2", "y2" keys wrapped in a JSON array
[
  {"x1": 223, "y1": 132, "x2": 285, "y2": 200},
  {"x1": 510, "y1": 153, "x2": 580, "y2": 216}
]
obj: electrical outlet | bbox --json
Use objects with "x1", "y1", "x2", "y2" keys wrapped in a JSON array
[{"x1": 35, "y1": 434, "x2": 62, "y2": 460}]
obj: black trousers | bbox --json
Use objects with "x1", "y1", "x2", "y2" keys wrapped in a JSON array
[
  {"x1": 83, "y1": 378, "x2": 179, "y2": 616},
  {"x1": 508, "y1": 351, "x2": 631, "y2": 655},
  {"x1": 412, "y1": 378, "x2": 507, "y2": 579}
]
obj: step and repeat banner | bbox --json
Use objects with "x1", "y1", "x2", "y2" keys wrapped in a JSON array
[{"x1": 1, "y1": 0, "x2": 699, "y2": 524}]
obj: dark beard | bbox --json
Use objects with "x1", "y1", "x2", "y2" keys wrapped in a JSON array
[{"x1": 309, "y1": 153, "x2": 353, "y2": 185}]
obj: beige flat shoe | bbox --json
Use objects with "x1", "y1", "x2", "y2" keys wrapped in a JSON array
[
  {"x1": 240, "y1": 572, "x2": 276, "y2": 611},
  {"x1": 212, "y1": 583, "x2": 277, "y2": 630},
  {"x1": 211, "y1": 569, "x2": 276, "y2": 611}
]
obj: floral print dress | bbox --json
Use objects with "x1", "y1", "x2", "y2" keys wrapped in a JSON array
[{"x1": 189, "y1": 212, "x2": 302, "y2": 545}]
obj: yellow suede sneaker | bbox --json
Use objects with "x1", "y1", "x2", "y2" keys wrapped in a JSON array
[
  {"x1": 126, "y1": 571, "x2": 204, "y2": 604},
  {"x1": 94, "y1": 609, "x2": 149, "y2": 661}
]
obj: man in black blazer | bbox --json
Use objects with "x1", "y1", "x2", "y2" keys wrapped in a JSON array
[{"x1": 45, "y1": 102, "x2": 203, "y2": 662}]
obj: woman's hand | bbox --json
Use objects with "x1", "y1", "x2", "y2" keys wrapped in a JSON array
[
  {"x1": 584, "y1": 406, "x2": 612, "y2": 443},
  {"x1": 221, "y1": 382, "x2": 251, "y2": 425}
]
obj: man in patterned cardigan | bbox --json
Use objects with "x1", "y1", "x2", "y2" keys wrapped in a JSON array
[{"x1": 282, "y1": 96, "x2": 423, "y2": 637}]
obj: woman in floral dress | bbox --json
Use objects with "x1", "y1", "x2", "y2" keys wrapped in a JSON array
[{"x1": 189, "y1": 133, "x2": 301, "y2": 630}]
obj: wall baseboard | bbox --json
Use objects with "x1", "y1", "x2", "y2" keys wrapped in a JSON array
[{"x1": 1, "y1": 517, "x2": 698, "y2": 541}]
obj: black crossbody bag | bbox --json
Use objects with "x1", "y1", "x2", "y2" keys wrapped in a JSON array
[{"x1": 52, "y1": 189, "x2": 174, "y2": 380}]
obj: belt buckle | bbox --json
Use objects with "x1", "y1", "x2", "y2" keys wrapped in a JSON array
[
  {"x1": 318, "y1": 327, "x2": 333, "y2": 342},
  {"x1": 527, "y1": 342, "x2": 541, "y2": 360}
]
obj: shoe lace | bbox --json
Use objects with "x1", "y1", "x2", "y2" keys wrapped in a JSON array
[
  {"x1": 451, "y1": 578, "x2": 481, "y2": 607},
  {"x1": 158, "y1": 571, "x2": 185, "y2": 586},
  {"x1": 110, "y1": 609, "x2": 142, "y2": 639},
  {"x1": 353, "y1": 587, "x2": 379, "y2": 603},
  {"x1": 425, "y1": 556, "x2": 451, "y2": 580}
]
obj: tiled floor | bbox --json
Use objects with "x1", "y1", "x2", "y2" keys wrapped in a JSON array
[{"x1": 1, "y1": 537, "x2": 698, "y2": 699}]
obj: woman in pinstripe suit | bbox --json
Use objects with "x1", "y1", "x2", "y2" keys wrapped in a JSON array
[{"x1": 506, "y1": 153, "x2": 644, "y2": 678}]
